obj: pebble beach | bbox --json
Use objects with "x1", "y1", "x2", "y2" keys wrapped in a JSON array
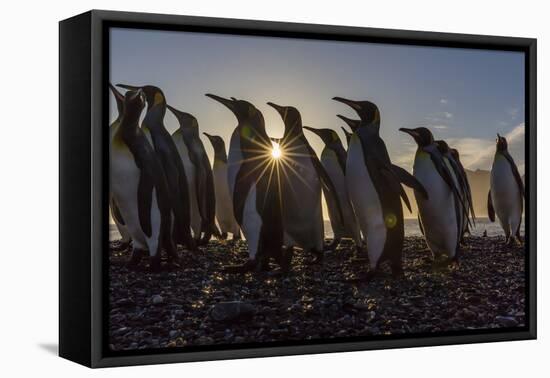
[{"x1": 108, "y1": 236, "x2": 526, "y2": 351}]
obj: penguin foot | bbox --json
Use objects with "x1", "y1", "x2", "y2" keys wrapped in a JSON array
[
  {"x1": 391, "y1": 265, "x2": 404, "y2": 279},
  {"x1": 167, "y1": 253, "x2": 182, "y2": 268},
  {"x1": 126, "y1": 248, "x2": 145, "y2": 268},
  {"x1": 279, "y1": 247, "x2": 294, "y2": 273},
  {"x1": 149, "y1": 256, "x2": 162, "y2": 272},
  {"x1": 364, "y1": 270, "x2": 378, "y2": 283},
  {"x1": 324, "y1": 238, "x2": 340, "y2": 252},
  {"x1": 310, "y1": 249, "x2": 324, "y2": 264},
  {"x1": 112, "y1": 240, "x2": 131, "y2": 252}
]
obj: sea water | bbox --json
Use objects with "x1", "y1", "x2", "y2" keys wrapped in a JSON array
[{"x1": 109, "y1": 217, "x2": 525, "y2": 241}]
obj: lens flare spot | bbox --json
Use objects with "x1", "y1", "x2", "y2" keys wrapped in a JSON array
[
  {"x1": 271, "y1": 142, "x2": 282, "y2": 159},
  {"x1": 385, "y1": 213, "x2": 397, "y2": 228}
]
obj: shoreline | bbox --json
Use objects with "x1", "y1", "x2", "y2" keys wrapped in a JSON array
[{"x1": 108, "y1": 236, "x2": 526, "y2": 351}]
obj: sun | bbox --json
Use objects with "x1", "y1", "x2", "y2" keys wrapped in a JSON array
[{"x1": 271, "y1": 141, "x2": 282, "y2": 159}]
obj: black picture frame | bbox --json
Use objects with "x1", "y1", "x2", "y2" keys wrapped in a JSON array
[{"x1": 59, "y1": 9, "x2": 537, "y2": 368}]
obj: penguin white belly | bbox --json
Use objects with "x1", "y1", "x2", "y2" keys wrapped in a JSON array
[
  {"x1": 110, "y1": 144, "x2": 162, "y2": 256},
  {"x1": 281, "y1": 145, "x2": 323, "y2": 252},
  {"x1": 213, "y1": 161, "x2": 240, "y2": 234},
  {"x1": 173, "y1": 135, "x2": 201, "y2": 239},
  {"x1": 413, "y1": 152, "x2": 458, "y2": 257},
  {"x1": 321, "y1": 149, "x2": 360, "y2": 242},
  {"x1": 346, "y1": 137, "x2": 386, "y2": 268},
  {"x1": 491, "y1": 156, "x2": 522, "y2": 236},
  {"x1": 109, "y1": 200, "x2": 131, "y2": 243},
  {"x1": 240, "y1": 184, "x2": 262, "y2": 259}
]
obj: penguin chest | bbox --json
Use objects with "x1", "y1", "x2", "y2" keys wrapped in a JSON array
[
  {"x1": 110, "y1": 143, "x2": 160, "y2": 250},
  {"x1": 345, "y1": 138, "x2": 386, "y2": 236},
  {"x1": 413, "y1": 152, "x2": 458, "y2": 255},
  {"x1": 213, "y1": 161, "x2": 238, "y2": 231},
  {"x1": 491, "y1": 155, "x2": 522, "y2": 220},
  {"x1": 321, "y1": 149, "x2": 353, "y2": 232},
  {"x1": 173, "y1": 135, "x2": 201, "y2": 235}
]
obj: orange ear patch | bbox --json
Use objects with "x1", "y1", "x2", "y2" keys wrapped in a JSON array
[{"x1": 154, "y1": 92, "x2": 164, "y2": 105}]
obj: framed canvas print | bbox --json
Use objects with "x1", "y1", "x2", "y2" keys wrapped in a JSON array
[{"x1": 59, "y1": 10, "x2": 536, "y2": 368}]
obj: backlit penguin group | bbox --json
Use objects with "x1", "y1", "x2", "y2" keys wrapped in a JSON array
[{"x1": 109, "y1": 84, "x2": 525, "y2": 276}]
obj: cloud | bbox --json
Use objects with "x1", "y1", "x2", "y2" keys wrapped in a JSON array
[
  {"x1": 425, "y1": 111, "x2": 453, "y2": 124},
  {"x1": 433, "y1": 125, "x2": 448, "y2": 129},
  {"x1": 447, "y1": 123, "x2": 525, "y2": 173},
  {"x1": 440, "y1": 98, "x2": 448, "y2": 105},
  {"x1": 507, "y1": 107, "x2": 519, "y2": 119}
]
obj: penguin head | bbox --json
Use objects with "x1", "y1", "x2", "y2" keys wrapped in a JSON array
[
  {"x1": 109, "y1": 83, "x2": 125, "y2": 116},
  {"x1": 496, "y1": 133, "x2": 508, "y2": 152},
  {"x1": 117, "y1": 84, "x2": 166, "y2": 111},
  {"x1": 399, "y1": 127, "x2": 434, "y2": 147},
  {"x1": 166, "y1": 105, "x2": 199, "y2": 136},
  {"x1": 341, "y1": 127, "x2": 353, "y2": 143},
  {"x1": 205, "y1": 94, "x2": 264, "y2": 128},
  {"x1": 337, "y1": 114, "x2": 361, "y2": 132},
  {"x1": 435, "y1": 140, "x2": 450, "y2": 155},
  {"x1": 303, "y1": 126, "x2": 340, "y2": 147},
  {"x1": 121, "y1": 89, "x2": 146, "y2": 123},
  {"x1": 450, "y1": 148, "x2": 461, "y2": 162},
  {"x1": 267, "y1": 102, "x2": 303, "y2": 138},
  {"x1": 332, "y1": 97, "x2": 380, "y2": 128},
  {"x1": 203, "y1": 132, "x2": 225, "y2": 154}
]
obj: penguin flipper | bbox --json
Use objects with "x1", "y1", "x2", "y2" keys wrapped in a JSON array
[
  {"x1": 379, "y1": 166, "x2": 412, "y2": 213},
  {"x1": 428, "y1": 147, "x2": 469, "y2": 223},
  {"x1": 110, "y1": 198, "x2": 126, "y2": 226},
  {"x1": 391, "y1": 164, "x2": 429, "y2": 200},
  {"x1": 137, "y1": 171, "x2": 154, "y2": 238},
  {"x1": 487, "y1": 190, "x2": 496, "y2": 222},
  {"x1": 448, "y1": 156, "x2": 475, "y2": 226},
  {"x1": 503, "y1": 151, "x2": 525, "y2": 198},
  {"x1": 305, "y1": 143, "x2": 345, "y2": 226},
  {"x1": 418, "y1": 215, "x2": 425, "y2": 236}
]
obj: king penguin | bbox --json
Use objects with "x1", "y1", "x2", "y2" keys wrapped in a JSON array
[
  {"x1": 108, "y1": 83, "x2": 131, "y2": 249},
  {"x1": 302, "y1": 126, "x2": 362, "y2": 251},
  {"x1": 488, "y1": 134, "x2": 525, "y2": 244},
  {"x1": 205, "y1": 94, "x2": 288, "y2": 272},
  {"x1": 117, "y1": 84, "x2": 195, "y2": 252},
  {"x1": 399, "y1": 127, "x2": 467, "y2": 264},
  {"x1": 167, "y1": 105, "x2": 219, "y2": 244},
  {"x1": 333, "y1": 97, "x2": 427, "y2": 278},
  {"x1": 267, "y1": 102, "x2": 343, "y2": 262},
  {"x1": 203, "y1": 132, "x2": 241, "y2": 240},
  {"x1": 434, "y1": 140, "x2": 473, "y2": 241},
  {"x1": 110, "y1": 89, "x2": 178, "y2": 270}
]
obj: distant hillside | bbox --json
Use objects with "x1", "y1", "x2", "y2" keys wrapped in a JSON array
[{"x1": 402, "y1": 169, "x2": 491, "y2": 218}]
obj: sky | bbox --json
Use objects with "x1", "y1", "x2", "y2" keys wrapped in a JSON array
[{"x1": 109, "y1": 27, "x2": 526, "y2": 174}]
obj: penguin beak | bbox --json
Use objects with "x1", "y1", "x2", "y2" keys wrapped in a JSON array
[
  {"x1": 399, "y1": 128, "x2": 419, "y2": 138},
  {"x1": 337, "y1": 114, "x2": 360, "y2": 131},
  {"x1": 116, "y1": 84, "x2": 141, "y2": 91},
  {"x1": 108, "y1": 83, "x2": 125, "y2": 102},
  {"x1": 203, "y1": 132, "x2": 214, "y2": 142},
  {"x1": 166, "y1": 104, "x2": 181, "y2": 117},
  {"x1": 266, "y1": 102, "x2": 286, "y2": 117},
  {"x1": 332, "y1": 97, "x2": 361, "y2": 111},
  {"x1": 205, "y1": 94, "x2": 235, "y2": 112},
  {"x1": 303, "y1": 126, "x2": 320, "y2": 136}
]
